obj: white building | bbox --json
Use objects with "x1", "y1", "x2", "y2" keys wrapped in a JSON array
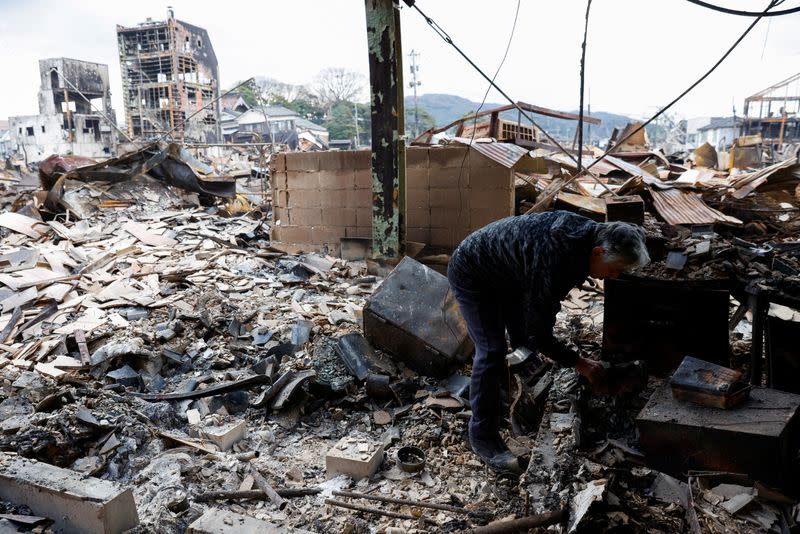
[{"x1": 9, "y1": 58, "x2": 117, "y2": 164}]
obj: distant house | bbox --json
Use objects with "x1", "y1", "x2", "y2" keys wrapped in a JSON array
[
  {"x1": 220, "y1": 91, "x2": 250, "y2": 114},
  {"x1": 0, "y1": 120, "x2": 12, "y2": 160},
  {"x1": 226, "y1": 105, "x2": 328, "y2": 150},
  {"x1": 684, "y1": 117, "x2": 712, "y2": 149},
  {"x1": 696, "y1": 116, "x2": 743, "y2": 150}
]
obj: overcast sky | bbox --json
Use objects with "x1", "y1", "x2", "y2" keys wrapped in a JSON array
[{"x1": 0, "y1": 0, "x2": 798, "y2": 125}]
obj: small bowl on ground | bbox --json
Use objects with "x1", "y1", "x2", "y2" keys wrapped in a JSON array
[{"x1": 396, "y1": 445, "x2": 426, "y2": 473}]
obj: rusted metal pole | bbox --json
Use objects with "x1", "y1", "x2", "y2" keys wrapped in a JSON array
[
  {"x1": 194, "y1": 488, "x2": 321, "y2": 502},
  {"x1": 460, "y1": 508, "x2": 564, "y2": 533},
  {"x1": 332, "y1": 489, "x2": 470, "y2": 515},
  {"x1": 250, "y1": 467, "x2": 287, "y2": 510},
  {"x1": 365, "y1": 0, "x2": 405, "y2": 259},
  {"x1": 325, "y1": 498, "x2": 436, "y2": 525}
]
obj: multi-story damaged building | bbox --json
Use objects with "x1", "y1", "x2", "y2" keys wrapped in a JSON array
[
  {"x1": 9, "y1": 58, "x2": 117, "y2": 164},
  {"x1": 117, "y1": 11, "x2": 221, "y2": 143}
]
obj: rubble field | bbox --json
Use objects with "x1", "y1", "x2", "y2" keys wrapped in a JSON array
[{"x1": 0, "y1": 138, "x2": 799, "y2": 534}]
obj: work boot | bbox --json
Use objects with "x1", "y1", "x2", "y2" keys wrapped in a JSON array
[{"x1": 468, "y1": 428, "x2": 524, "y2": 475}]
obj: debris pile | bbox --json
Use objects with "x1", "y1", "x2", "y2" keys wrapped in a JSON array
[{"x1": 1, "y1": 135, "x2": 800, "y2": 533}]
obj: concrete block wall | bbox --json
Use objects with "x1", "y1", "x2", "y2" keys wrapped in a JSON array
[{"x1": 271, "y1": 146, "x2": 514, "y2": 252}]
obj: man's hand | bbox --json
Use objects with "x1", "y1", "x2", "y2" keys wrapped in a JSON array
[{"x1": 575, "y1": 356, "x2": 606, "y2": 386}]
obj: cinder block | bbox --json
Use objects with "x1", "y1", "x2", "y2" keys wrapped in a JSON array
[
  {"x1": 187, "y1": 508, "x2": 310, "y2": 533},
  {"x1": 322, "y1": 208, "x2": 357, "y2": 227},
  {"x1": 286, "y1": 152, "x2": 320, "y2": 172},
  {"x1": 326, "y1": 435, "x2": 384, "y2": 480},
  {"x1": 469, "y1": 188, "x2": 513, "y2": 214},
  {"x1": 430, "y1": 228, "x2": 454, "y2": 248},
  {"x1": 289, "y1": 207, "x2": 323, "y2": 227},
  {"x1": 430, "y1": 188, "x2": 468, "y2": 210},
  {"x1": 286, "y1": 171, "x2": 319, "y2": 190},
  {"x1": 353, "y1": 149, "x2": 372, "y2": 169},
  {"x1": 319, "y1": 169, "x2": 355, "y2": 190},
  {"x1": 195, "y1": 421, "x2": 247, "y2": 451},
  {"x1": 429, "y1": 146, "x2": 469, "y2": 168},
  {"x1": 311, "y1": 226, "x2": 346, "y2": 245},
  {"x1": 273, "y1": 226, "x2": 312, "y2": 245},
  {"x1": 453, "y1": 227, "x2": 471, "y2": 245},
  {"x1": 406, "y1": 227, "x2": 431, "y2": 243},
  {"x1": 272, "y1": 207, "x2": 287, "y2": 225},
  {"x1": 470, "y1": 167, "x2": 513, "y2": 190},
  {"x1": 321, "y1": 189, "x2": 347, "y2": 208},
  {"x1": 406, "y1": 188, "x2": 429, "y2": 210},
  {"x1": 357, "y1": 188, "x2": 373, "y2": 207},
  {"x1": 319, "y1": 150, "x2": 354, "y2": 171},
  {"x1": 0, "y1": 452, "x2": 140, "y2": 534},
  {"x1": 344, "y1": 188, "x2": 372, "y2": 208},
  {"x1": 272, "y1": 170, "x2": 287, "y2": 190},
  {"x1": 345, "y1": 227, "x2": 370, "y2": 238},
  {"x1": 272, "y1": 190, "x2": 288, "y2": 208},
  {"x1": 407, "y1": 208, "x2": 430, "y2": 228},
  {"x1": 406, "y1": 147, "x2": 429, "y2": 169},
  {"x1": 429, "y1": 167, "x2": 469, "y2": 189},
  {"x1": 286, "y1": 189, "x2": 321, "y2": 208},
  {"x1": 355, "y1": 168, "x2": 372, "y2": 189},
  {"x1": 430, "y1": 208, "x2": 463, "y2": 229},
  {"x1": 271, "y1": 153, "x2": 286, "y2": 174},
  {"x1": 470, "y1": 207, "x2": 503, "y2": 230},
  {"x1": 356, "y1": 208, "x2": 373, "y2": 228},
  {"x1": 406, "y1": 167, "x2": 429, "y2": 190}
]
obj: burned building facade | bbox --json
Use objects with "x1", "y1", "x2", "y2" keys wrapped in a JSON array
[
  {"x1": 8, "y1": 58, "x2": 116, "y2": 163},
  {"x1": 744, "y1": 72, "x2": 800, "y2": 147},
  {"x1": 117, "y1": 12, "x2": 221, "y2": 143}
]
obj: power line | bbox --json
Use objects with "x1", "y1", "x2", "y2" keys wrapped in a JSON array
[
  {"x1": 528, "y1": 0, "x2": 780, "y2": 212},
  {"x1": 402, "y1": 0, "x2": 578, "y2": 166},
  {"x1": 577, "y1": 0, "x2": 592, "y2": 174},
  {"x1": 686, "y1": 0, "x2": 800, "y2": 17}
]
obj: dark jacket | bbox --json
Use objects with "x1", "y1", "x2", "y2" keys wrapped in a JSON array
[{"x1": 448, "y1": 211, "x2": 599, "y2": 365}]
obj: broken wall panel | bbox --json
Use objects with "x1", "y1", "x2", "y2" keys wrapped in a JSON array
[
  {"x1": 270, "y1": 146, "x2": 515, "y2": 253},
  {"x1": 0, "y1": 452, "x2": 140, "y2": 534},
  {"x1": 637, "y1": 384, "x2": 800, "y2": 488},
  {"x1": 602, "y1": 275, "x2": 730, "y2": 373}
]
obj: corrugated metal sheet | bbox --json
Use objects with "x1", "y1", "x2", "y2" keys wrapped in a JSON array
[
  {"x1": 452, "y1": 138, "x2": 530, "y2": 168},
  {"x1": 546, "y1": 153, "x2": 618, "y2": 176},
  {"x1": 651, "y1": 188, "x2": 741, "y2": 226}
]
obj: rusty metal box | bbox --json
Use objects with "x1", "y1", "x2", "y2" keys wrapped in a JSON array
[
  {"x1": 363, "y1": 256, "x2": 473, "y2": 378},
  {"x1": 637, "y1": 384, "x2": 800, "y2": 488},
  {"x1": 603, "y1": 275, "x2": 730, "y2": 373},
  {"x1": 605, "y1": 195, "x2": 645, "y2": 225}
]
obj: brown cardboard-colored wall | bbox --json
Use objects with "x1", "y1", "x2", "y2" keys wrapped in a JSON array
[{"x1": 270, "y1": 146, "x2": 514, "y2": 254}]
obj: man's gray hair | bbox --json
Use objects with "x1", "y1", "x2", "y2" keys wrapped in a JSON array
[{"x1": 595, "y1": 221, "x2": 650, "y2": 267}]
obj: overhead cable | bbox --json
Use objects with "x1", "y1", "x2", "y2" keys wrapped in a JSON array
[{"x1": 686, "y1": 0, "x2": 800, "y2": 17}]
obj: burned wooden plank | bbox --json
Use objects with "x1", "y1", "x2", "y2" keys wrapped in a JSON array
[{"x1": 131, "y1": 374, "x2": 270, "y2": 402}]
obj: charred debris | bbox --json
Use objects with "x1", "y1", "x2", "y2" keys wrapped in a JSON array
[{"x1": 0, "y1": 95, "x2": 800, "y2": 534}]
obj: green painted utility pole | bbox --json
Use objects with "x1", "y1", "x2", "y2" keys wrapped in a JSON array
[{"x1": 365, "y1": 0, "x2": 405, "y2": 259}]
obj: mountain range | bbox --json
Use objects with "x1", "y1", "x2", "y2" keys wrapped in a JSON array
[{"x1": 404, "y1": 93, "x2": 638, "y2": 142}]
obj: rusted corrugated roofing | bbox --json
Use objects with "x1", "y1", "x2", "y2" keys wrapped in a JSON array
[
  {"x1": 546, "y1": 153, "x2": 618, "y2": 176},
  {"x1": 452, "y1": 138, "x2": 530, "y2": 168},
  {"x1": 651, "y1": 188, "x2": 741, "y2": 226}
]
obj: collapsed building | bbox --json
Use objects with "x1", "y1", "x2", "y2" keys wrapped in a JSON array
[
  {"x1": 8, "y1": 58, "x2": 116, "y2": 164},
  {"x1": 744, "y1": 72, "x2": 800, "y2": 151},
  {"x1": 116, "y1": 11, "x2": 221, "y2": 144}
]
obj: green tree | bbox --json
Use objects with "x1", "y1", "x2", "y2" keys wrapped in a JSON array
[
  {"x1": 237, "y1": 83, "x2": 259, "y2": 108},
  {"x1": 325, "y1": 101, "x2": 358, "y2": 140},
  {"x1": 405, "y1": 106, "x2": 437, "y2": 138}
]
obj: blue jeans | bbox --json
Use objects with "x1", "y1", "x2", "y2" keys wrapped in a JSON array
[{"x1": 447, "y1": 273, "x2": 526, "y2": 440}]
